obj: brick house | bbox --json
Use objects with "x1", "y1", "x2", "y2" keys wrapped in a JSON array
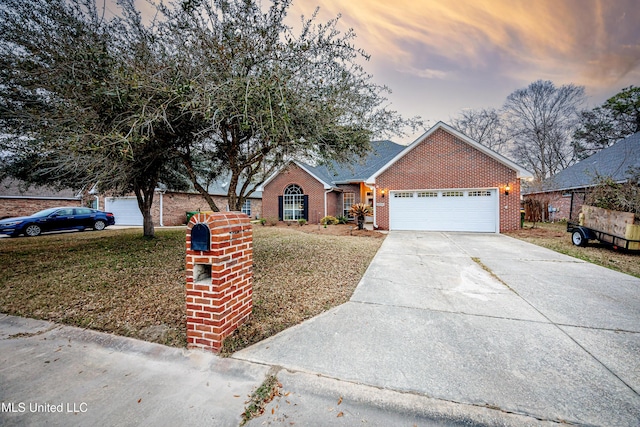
[
  {"x1": 523, "y1": 131, "x2": 640, "y2": 222},
  {"x1": 1, "y1": 176, "x2": 262, "y2": 226},
  {"x1": 0, "y1": 178, "x2": 83, "y2": 219},
  {"x1": 261, "y1": 122, "x2": 532, "y2": 232},
  {"x1": 97, "y1": 178, "x2": 263, "y2": 226}
]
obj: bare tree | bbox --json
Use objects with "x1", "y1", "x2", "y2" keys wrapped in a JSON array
[
  {"x1": 450, "y1": 108, "x2": 509, "y2": 154},
  {"x1": 503, "y1": 80, "x2": 585, "y2": 181}
]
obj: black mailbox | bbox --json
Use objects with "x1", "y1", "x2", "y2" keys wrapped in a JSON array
[{"x1": 191, "y1": 223, "x2": 211, "y2": 251}]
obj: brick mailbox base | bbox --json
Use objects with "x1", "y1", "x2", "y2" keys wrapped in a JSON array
[{"x1": 185, "y1": 212, "x2": 253, "y2": 353}]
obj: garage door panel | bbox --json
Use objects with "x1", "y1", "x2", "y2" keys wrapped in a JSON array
[
  {"x1": 390, "y1": 189, "x2": 496, "y2": 232},
  {"x1": 105, "y1": 197, "x2": 143, "y2": 226}
]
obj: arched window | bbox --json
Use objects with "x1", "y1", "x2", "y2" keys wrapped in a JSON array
[{"x1": 283, "y1": 184, "x2": 304, "y2": 220}]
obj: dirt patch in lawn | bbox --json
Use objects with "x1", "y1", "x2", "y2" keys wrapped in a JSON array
[
  {"x1": 0, "y1": 225, "x2": 384, "y2": 354},
  {"x1": 265, "y1": 222, "x2": 386, "y2": 238},
  {"x1": 506, "y1": 222, "x2": 640, "y2": 278}
]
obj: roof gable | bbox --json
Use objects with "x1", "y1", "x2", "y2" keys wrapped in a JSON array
[
  {"x1": 366, "y1": 122, "x2": 533, "y2": 183},
  {"x1": 532, "y1": 131, "x2": 640, "y2": 193}
]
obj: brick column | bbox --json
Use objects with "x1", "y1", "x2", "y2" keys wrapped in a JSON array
[{"x1": 185, "y1": 212, "x2": 253, "y2": 353}]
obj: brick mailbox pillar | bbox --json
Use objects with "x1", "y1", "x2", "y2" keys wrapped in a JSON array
[{"x1": 186, "y1": 212, "x2": 253, "y2": 353}]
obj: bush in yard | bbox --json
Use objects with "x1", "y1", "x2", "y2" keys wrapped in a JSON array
[
  {"x1": 337, "y1": 215, "x2": 349, "y2": 224},
  {"x1": 585, "y1": 172, "x2": 640, "y2": 220},
  {"x1": 266, "y1": 217, "x2": 279, "y2": 226},
  {"x1": 320, "y1": 216, "x2": 338, "y2": 225},
  {"x1": 349, "y1": 203, "x2": 373, "y2": 230},
  {"x1": 297, "y1": 218, "x2": 307, "y2": 226}
]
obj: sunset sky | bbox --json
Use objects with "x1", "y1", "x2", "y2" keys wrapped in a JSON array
[
  {"x1": 128, "y1": 0, "x2": 640, "y2": 141},
  {"x1": 288, "y1": 0, "x2": 640, "y2": 140}
]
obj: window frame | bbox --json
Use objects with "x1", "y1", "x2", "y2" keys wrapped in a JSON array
[
  {"x1": 283, "y1": 184, "x2": 304, "y2": 221},
  {"x1": 241, "y1": 199, "x2": 251, "y2": 216},
  {"x1": 343, "y1": 192, "x2": 355, "y2": 217}
]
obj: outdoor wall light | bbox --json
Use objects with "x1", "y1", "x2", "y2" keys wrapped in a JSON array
[
  {"x1": 504, "y1": 184, "x2": 511, "y2": 196},
  {"x1": 381, "y1": 189, "x2": 386, "y2": 198}
]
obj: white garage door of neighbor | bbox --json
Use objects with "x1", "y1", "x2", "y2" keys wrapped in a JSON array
[
  {"x1": 389, "y1": 189, "x2": 497, "y2": 232},
  {"x1": 104, "y1": 197, "x2": 143, "y2": 226}
]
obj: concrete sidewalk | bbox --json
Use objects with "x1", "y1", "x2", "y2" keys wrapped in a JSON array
[
  {"x1": 0, "y1": 315, "x2": 270, "y2": 426},
  {"x1": 235, "y1": 232, "x2": 640, "y2": 426}
]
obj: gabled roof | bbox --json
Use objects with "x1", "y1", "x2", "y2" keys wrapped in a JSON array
[
  {"x1": 168, "y1": 172, "x2": 262, "y2": 198},
  {"x1": 526, "y1": 131, "x2": 640, "y2": 194},
  {"x1": 366, "y1": 121, "x2": 533, "y2": 184},
  {"x1": 260, "y1": 140, "x2": 406, "y2": 190},
  {"x1": 0, "y1": 178, "x2": 81, "y2": 199},
  {"x1": 203, "y1": 174, "x2": 262, "y2": 198},
  {"x1": 300, "y1": 140, "x2": 406, "y2": 185}
]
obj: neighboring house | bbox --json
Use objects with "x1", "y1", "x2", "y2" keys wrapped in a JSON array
[
  {"x1": 0, "y1": 178, "x2": 83, "y2": 219},
  {"x1": 1, "y1": 176, "x2": 262, "y2": 226},
  {"x1": 523, "y1": 131, "x2": 640, "y2": 222},
  {"x1": 261, "y1": 121, "x2": 533, "y2": 233},
  {"x1": 98, "y1": 177, "x2": 262, "y2": 226}
]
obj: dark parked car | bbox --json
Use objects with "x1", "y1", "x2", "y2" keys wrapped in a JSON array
[{"x1": 0, "y1": 207, "x2": 116, "y2": 237}]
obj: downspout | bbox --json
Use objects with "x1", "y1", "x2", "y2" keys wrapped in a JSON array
[
  {"x1": 159, "y1": 191, "x2": 164, "y2": 227},
  {"x1": 372, "y1": 185, "x2": 378, "y2": 229},
  {"x1": 324, "y1": 189, "x2": 331, "y2": 218}
]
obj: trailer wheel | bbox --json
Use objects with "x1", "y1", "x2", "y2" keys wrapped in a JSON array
[{"x1": 571, "y1": 230, "x2": 587, "y2": 247}]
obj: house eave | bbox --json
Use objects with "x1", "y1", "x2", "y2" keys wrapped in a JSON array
[
  {"x1": 0, "y1": 195, "x2": 82, "y2": 201},
  {"x1": 524, "y1": 179, "x2": 629, "y2": 196}
]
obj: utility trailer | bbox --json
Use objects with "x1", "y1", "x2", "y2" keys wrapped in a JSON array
[{"x1": 567, "y1": 205, "x2": 640, "y2": 250}]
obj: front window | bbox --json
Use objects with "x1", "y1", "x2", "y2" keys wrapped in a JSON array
[
  {"x1": 241, "y1": 199, "x2": 251, "y2": 217},
  {"x1": 343, "y1": 192, "x2": 355, "y2": 217},
  {"x1": 283, "y1": 184, "x2": 304, "y2": 220}
]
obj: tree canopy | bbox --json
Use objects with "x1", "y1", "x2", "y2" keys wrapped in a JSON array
[
  {"x1": 0, "y1": 0, "x2": 419, "y2": 237},
  {"x1": 573, "y1": 86, "x2": 640, "y2": 159}
]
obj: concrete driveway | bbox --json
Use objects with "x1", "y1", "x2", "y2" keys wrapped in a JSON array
[{"x1": 235, "y1": 231, "x2": 640, "y2": 426}]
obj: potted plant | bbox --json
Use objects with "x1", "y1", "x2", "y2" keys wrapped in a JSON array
[{"x1": 348, "y1": 203, "x2": 372, "y2": 230}]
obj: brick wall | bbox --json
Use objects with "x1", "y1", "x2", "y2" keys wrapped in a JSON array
[
  {"x1": 524, "y1": 191, "x2": 578, "y2": 222},
  {"x1": 185, "y1": 212, "x2": 253, "y2": 353},
  {"x1": 375, "y1": 128, "x2": 521, "y2": 232},
  {"x1": 0, "y1": 198, "x2": 82, "y2": 220},
  {"x1": 98, "y1": 192, "x2": 262, "y2": 226},
  {"x1": 157, "y1": 192, "x2": 259, "y2": 226},
  {"x1": 263, "y1": 164, "x2": 331, "y2": 223}
]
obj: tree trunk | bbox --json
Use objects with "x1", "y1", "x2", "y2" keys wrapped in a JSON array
[
  {"x1": 134, "y1": 184, "x2": 155, "y2": 238},
  {"x1": 181, "y1": 157, "x2": 220, "y2": 212}
]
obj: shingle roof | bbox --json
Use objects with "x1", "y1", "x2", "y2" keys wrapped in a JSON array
[
  {"x1": 0, "y1": 178, "x2": 81, "y2": 199},
  {"x1": 528, "y1": 131, "x2": 640, "y2": 193},
  {"x1": 299, "y1": 140, "x2": 406, "y2": 186},
  {"x1": 204, "y1": 175, "x2": 262, "y2": 198}
]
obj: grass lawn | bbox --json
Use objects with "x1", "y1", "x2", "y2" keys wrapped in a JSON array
[
  {"x1": 506, "y1": 221, "x2": 640, "y2": 278},
  {"x1": 0, "y1": 225, "x2": 383, "y2": 353}
]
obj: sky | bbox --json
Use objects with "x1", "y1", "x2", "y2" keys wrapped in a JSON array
[
  {"x1": 129, "y1": 0, "x2": 640, "y2": 143},
  {"x1": 286, "y1": 0, "x2": 640, "y2": 142}
]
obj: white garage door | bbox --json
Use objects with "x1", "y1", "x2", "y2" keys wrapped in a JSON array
[
  {"x1": 104, "y1": 197, "x2": 143, "y2": 226},
  {"x1": 389, "y1": 189, "x2": 497, "y2": 232}
]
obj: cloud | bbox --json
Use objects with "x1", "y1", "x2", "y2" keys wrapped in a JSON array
[
  {"x1": 290, "y1": 0, "x2": 640, "y2": 88},
  {"x1": 399, "y1": 66, "x2": 449, "y2": 80}
]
